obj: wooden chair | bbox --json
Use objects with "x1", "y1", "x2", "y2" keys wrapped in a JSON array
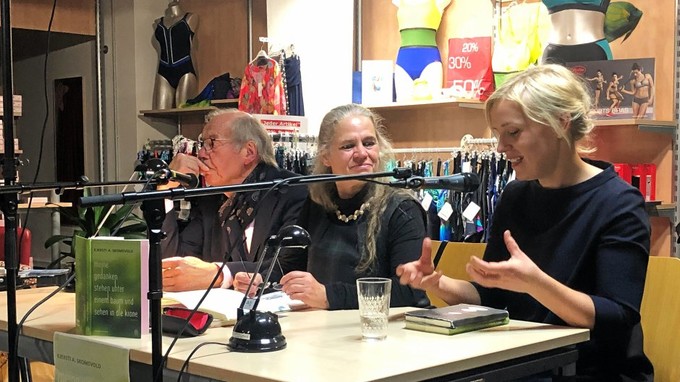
[
  {"x1": 428, "y1": 241, "x2": 486, "y2": 307},
  {"x1": 640, "y1": 256, "x2": 680, "y2": 382}
]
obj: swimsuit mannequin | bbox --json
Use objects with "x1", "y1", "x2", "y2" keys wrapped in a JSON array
[
  {"x1": 152, "y1": 1, "x2": 199, "y2": 109},
  {"x1": 541, "y1": 0, "x2": 612, "y2": 64},
  {"x1": 393, "y1": 0, "x2": 451, "y2": 102}
]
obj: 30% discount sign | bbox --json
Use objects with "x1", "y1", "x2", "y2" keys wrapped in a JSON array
[{"x1": 445, "y1": 37, "x2": 493, "y2": 100}]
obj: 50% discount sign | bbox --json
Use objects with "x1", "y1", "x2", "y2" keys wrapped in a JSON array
[{"x1": 445, "y1": 37, "x2": 493, "y2": 100}]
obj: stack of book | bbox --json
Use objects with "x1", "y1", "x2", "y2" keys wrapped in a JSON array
[{"x1": 404, "y1": 303, "x2": 509, "y2": 335}]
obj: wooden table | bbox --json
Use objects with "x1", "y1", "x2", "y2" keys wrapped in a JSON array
[{"x1": 1, "y1": 287, "x2": 590, "y2": 381}]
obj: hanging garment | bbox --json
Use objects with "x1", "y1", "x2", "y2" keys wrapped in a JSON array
[
  {"x1": 284, "y1": 54, "x2": 305, "y2": 116},
  {"x1": 238, "y1": 58, "x2": 287, "y2": 115},
  {"x1": 492, "y1": 2, "x2": 550, "y2": 84}
]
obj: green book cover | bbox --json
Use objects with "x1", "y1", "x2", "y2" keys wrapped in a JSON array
[
  {"x1": 75, "y1": 236, "x2": 149, "y2": 338},
  {"x1": 404, "y1": 316, "x2": 510, "y2": 335},
  {"x1": 405, "y1": 303, "x2": 509, "y2": 328}
]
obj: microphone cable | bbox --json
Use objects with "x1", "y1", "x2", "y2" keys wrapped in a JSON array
[
  {"x1": 158, "y1": 176, "x2": 294, "y2": 382},
  {"x1": 177, "y1": 341, "x2": 228, "y2": 381},
  {"x1": 155, "y1": 230, "x2": 249, "y2": 382},
  {"x1": 14, "y1": 271, "x2": 76, "y2": 364},
  {"x1": 18, "y1": 0, "x2": 58, "y2": 258},
  {"x1": 7, "y1": 0, "x2": 58, "y2": 371}
]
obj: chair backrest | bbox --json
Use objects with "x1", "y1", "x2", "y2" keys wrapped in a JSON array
[
  {"x1": 640, "y1": 256, "x2": 680, "y2": 382},
  {"x1": 428, "y1": 241, "x2": 486, "y2": 307},
  {"x1": 0, "y1": 226, "x2": 32, "y2": 266}
]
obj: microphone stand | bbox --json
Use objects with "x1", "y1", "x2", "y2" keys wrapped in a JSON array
[
  {"x1": 0, "y1": 176, "x2": 157, "y2": 382},
  {"x1": 1, "y1": 0, "x2": 21, "y2": 380},
  {"x1": 79, "y1": 168, "x2": 414, "y2": 381},
  {"x1": 80, "y1": 169, "x2": 414, "y2": 207},
  {"x1": 140, "y1": 185, "x2": 166, "y2": 382}
]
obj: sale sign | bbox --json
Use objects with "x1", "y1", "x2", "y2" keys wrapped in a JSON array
[{"x1": 445, "y1": 37, "x2": 494, "y2": 101}]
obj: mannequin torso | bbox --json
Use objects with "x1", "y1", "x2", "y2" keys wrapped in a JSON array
[
  {"x1": 547, "y1": 9, "x2": 605, "y2": 44},
  {"x1": 152, "y1": 1, "x2": 199, "y2": 109},
  {"x1": 540, "y1": 0, "x2": 612, "y2": 64},
  {"x1": 392, "y1": 0, "x2": 451, "y2": 102}
]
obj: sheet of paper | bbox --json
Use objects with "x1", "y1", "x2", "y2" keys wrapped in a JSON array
[{"x1": 163, "y1": 288, "x2": 304, "y2": 325}]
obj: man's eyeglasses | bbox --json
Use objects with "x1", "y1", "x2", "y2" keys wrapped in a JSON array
[{"x1": 197, "y1": 134, "x2": 231, "y2": 152}]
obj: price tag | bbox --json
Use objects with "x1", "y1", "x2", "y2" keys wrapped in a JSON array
[
  {"x1": 462, "y1": 201, "x2": 481, "y2": 222},
  {"x1": 421, "y1": 192, "x2": 433, "y2": 211},
  {"x1": 438, "y1": 202, "x2": 454, "y2": 222}
]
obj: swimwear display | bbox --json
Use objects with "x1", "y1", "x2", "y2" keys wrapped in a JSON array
[
  {"x1": 154, "y1": 14, "x2": 196, "y2": 88},
  {"x1": 542, "y1": 39, "x2": 612, "y2": 64},
  {"x1": 542, "y1": 0, "x2": 610, "y2": 14}
]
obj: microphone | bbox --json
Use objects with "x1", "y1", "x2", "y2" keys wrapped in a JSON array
[
  {"x1": 137, "y1": 158, "x2": 200, "y2": 189},
  {"x1": 156, "y1": 168, "x2": 200, "y2": 189},
  {"x1": 389, "y1": 172, "x2": 481, "y2": 192}
]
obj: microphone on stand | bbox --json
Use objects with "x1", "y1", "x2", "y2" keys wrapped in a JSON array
[
  {"x1": 155, "y1": 169, "x2": 200, "y2": 189},
  {"x1": 138, "y1": 158, "x2": 200, "y2": 189},
  {"x1": 228, "y1": 225, "x2": 311, "y2": 352},
  {"x1": 389, "y1": 172, "x2": 481, "y2": 192}
]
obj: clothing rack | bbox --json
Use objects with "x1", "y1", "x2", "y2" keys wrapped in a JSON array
[
  {"x1": 269, "y1": 132, "x2": 316, "y2": 144},
  {"x1": 460, "y1": 134, "x2": 498, "y2": 151},
  {"x1": 391, "y1": 147, "x2": 462, "y2": 154},
  {"x1": 390, "y1": 135, "x2": 498, "y2": 155}
]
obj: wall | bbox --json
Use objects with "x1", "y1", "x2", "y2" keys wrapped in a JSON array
[
  {"x1": 266, "y1": 0, "x2": 355, "y2": 135},
  {"x1": 13, "y1": 41, "x2": 98, "y2": 266},
  {"x1": 100, "y1": 0, "x2": 176, "y2": 183},
  {"x1": 8, "y1": 0, "x2": 95, "y2": 35},
  {"x1": 360, "y1": 0, "x2": 677, "y2": 257}
]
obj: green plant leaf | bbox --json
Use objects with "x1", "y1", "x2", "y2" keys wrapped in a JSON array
[
  {"x1": 44, "y1": 193, "x2": 148, "y2": 252},
  {"x1": 115, "y1": 222, "x2": 148, "y2": 235},
  {"x1": 44, "y1": 234, "x2": 73, "y2": 249},
  {"x1": 104, "y1": 205, "x2": 138, "y2": 230}
]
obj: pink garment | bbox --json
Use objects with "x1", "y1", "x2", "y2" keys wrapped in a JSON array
[{"x1": 238, "y1": 58, "x2": 287, "y2": 115}]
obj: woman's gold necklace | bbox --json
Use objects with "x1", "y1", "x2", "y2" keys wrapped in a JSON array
[{"x1": 335, "y1": 202, "x2": 370, "y2": 223}]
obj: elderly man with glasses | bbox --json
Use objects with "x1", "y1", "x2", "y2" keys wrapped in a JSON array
[{"x1": 160, "y1": 109, "x2": 308, "y2": 292}]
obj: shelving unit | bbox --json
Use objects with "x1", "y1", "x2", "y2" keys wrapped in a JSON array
[
  {"x1": 139, "y1": 98, "x2": 238, "y2": 118},
  {"x1": 366, "y1": 97, "x2": 676, "y2": 257},
  {"x1": 364, "y1": 98, "x2": 483, "y2": 111},
  {"x1": 594, "y1": 119, "x2": 677, "y2": 133}
]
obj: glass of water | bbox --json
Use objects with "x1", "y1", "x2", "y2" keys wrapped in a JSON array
[{"x1": 356, "y1": 277, "x2": 392, "y2": 340}]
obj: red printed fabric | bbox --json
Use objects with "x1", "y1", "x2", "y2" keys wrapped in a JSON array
[{"x1": 238, "y1": 58, "x2": 287, "y2": 115}]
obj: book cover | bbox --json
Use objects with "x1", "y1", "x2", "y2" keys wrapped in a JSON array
[
  {"x1": 75, "y1": 236, "x2": 149, "y2": 338},
  {"x1": 404, "y1": 316, "x2": 509, "y2": 335},
  {"x1": 405, "y1": 303, "x2": 509, "y2": 329}
]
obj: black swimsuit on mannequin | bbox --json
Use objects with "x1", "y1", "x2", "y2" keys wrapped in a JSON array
[{"x1": 152, "y1": 1, "x2": 199, "y2": 109}]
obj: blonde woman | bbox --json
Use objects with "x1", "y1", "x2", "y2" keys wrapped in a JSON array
[{"x1": 398, "y1": 64, "x2": 653, "y2": 381}]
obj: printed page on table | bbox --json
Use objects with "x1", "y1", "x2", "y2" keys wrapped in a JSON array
[{"x1": 163, "y1": 288, "x2": 304, "y2": 326}]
